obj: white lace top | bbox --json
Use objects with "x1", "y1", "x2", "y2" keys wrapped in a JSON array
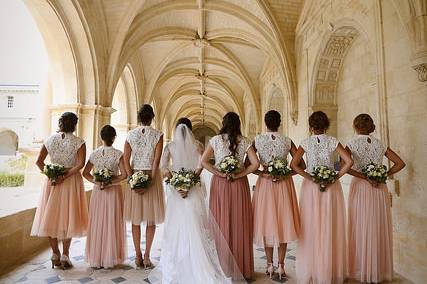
[
  {"x1": 300, "y1": 134, "x2": 339, "y2": 174},
  {"x1": 89, "y1": 146, "x2": 123, "y2": 175},
  {"x1": 209, "y1": 134, "x2": 252, "y2": 169},
  {"x1": 255, "y1": 132, "x2": 292, "y2": 165},
  {"x1": 126, "y1": 126, "x2": 163, "y2": 170},
  {"x1": 44, "y1": 133, "x2": 85, "y2": 168},
  {"x1": 347, "y1": 135, "x2": 386, "y2": 171}
]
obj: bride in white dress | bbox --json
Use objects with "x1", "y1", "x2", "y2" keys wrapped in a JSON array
[{"x1": 149, "y1": 120, "x2": 244, "y2": 284}]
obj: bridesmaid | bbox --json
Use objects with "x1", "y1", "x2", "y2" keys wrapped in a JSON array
[
  {"x1": 346, "y1": 114, "x2": 405, "y2": 283},
  {"x1": 201, "y1": 112, "x2": 259, "y2": 280},
  {"x1": 123, "y1": 104, "x2": 165, "y2": 268},
  {"x1": 252, "y1": 110, "x2": 301, "y2": 279},
  {"x1": 83, "y1": 125, "x2": 127, "y2": 269},
  {"x1": 290, "y1": 111, "x2": 353, "y2": 284},
  {"x1": 31, "y1": 112, "x2": 88, "y2": 269}
]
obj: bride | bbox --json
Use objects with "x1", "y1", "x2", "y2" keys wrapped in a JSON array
[{"x1": 149, "y1": 118, "x2": 244, "y2": 284}]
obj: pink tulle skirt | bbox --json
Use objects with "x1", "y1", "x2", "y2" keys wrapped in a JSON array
[
  {"x1": 252, "y1": 176, "x2": 300, "y2": 247},
  {"x1": 31, "y1": 173, "x2": 88, "y2": 240},
  {"x1": 348, "y1": 177, "x2": 393, "y2": 283},
  {"x1": 124, "y1": 173, "x2": 165, "y2": 225},
  {"x1": 296, "y1": 178, "x2": 346, "y2": 284},
  {"x1": 209, "y1": 175, "x2": 254, "y2": 279},
  {"x1": 85, "y1": 184, "x2": 127, "y2": 268}
]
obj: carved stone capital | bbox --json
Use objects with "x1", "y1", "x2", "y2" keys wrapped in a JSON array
[
  {"x1": 192, "y1": 37, "x2": 210, "y2": 48},
  {"x1": 412, "y1": 63, "x2": 427, "y2": 82}
]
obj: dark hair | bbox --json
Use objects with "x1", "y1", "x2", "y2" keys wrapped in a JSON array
[
  {"x1": 219, "y1": 112, "x2": 242, "y2": 155},
  {"x1": 138, "y1": 104, "x2": 155, "y2": 125},
  {"x1": 58, "y1": 112, "x2": 78, "y2": 133},
  {"x1": 100, "y1": 125, "x2": 116, "y2": 146},
  {"x1": 264, "y1": 110, "x2": 281, "y2": 131},
  {"x1": 353, "y1": 113, "x2": 375, "y2": 134},
  {"x1": 176, "y1": 117, "x2": 192, "y2": 130},
  {"x1": 309, "y1": 111, "x2": 330, "y2": 132}
]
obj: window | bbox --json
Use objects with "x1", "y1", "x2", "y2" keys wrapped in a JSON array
[{"x1": 7, "y1": 96, "x2": 14, "y2": 108}]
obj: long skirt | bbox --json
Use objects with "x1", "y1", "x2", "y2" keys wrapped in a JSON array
[
  {"x1": 348, "y1": 177, "x2": 393, "y2": 283},
  {"x1": 252, "y1": 176, "x2": 300, "y2": 247},
  {"x1": 296, "y1": 178, "x2": 346, "y2": 284},
  {"x1": 85, "y1": 184, "x2": 127, "y2": 268},
  {"x1": 209, "y1": 175, "x2": 254, "y2": 279},
  {"x1": 31, "y1": 173, "x2": 88, "y2": 239},
  {"x1": 124, "y1": 172, "x2": 165, "y2": 225}
]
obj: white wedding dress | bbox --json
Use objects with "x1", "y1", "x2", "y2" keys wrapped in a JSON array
[{"x1": 149, "y1": 125, "x2": 243, "y2": 284}]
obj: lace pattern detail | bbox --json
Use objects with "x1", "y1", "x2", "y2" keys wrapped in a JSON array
[
  {"x1": 209, "y1": 134, "x2": 251, "y2": 168},
  {"x1": 255, "y1": 132, "x2": 292, "y2": 165},
  {"x1": 347, "y1": 135, "x2": 386, "y2": 171},
  {"x1": 127, "y1": 126, "x2": 163, "y2": 170},
  {"x1": 89, "y1": 146, "x2": 123, "y2": 175},
  {"x1": 300, "y1": 134, "x2": 339, "y2": 174},
  {"x1": 44, "y1": 133, "x2": 85, "y2": 168}
]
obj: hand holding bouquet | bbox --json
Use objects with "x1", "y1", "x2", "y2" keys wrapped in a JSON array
[
  {"x1": 93, "y1": 168, "x2": 114, "y2": 189},
  {"x1": 43, "y1": 163, "x2": 66, "y2": 186},
  {"x1": 312, "y1": 165, "x2": 338, "y2": 192},
  {"x1": 219, "y1": 155, "x2": 240, "y2": 181},
  {"x1": 362, "y1": 162, "x2": 388, "y2": 186},
  {"x1": 266, "y1": 157, "x2": 292, "y2": 182},
  {"x1": 166, "y1": 168, "x2": 200, "y2": 198},
  {"x1": 129, "y1": 171, "x2": 151, "y2": 191}
]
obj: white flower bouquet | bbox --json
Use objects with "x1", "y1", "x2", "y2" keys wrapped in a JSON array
[
  {"x1": 362, "y1": 162, "x2": 388, "y2": 184},
  {"x1": 219, "y1": 155, "x2": 240, "y2": 174},
  {"x1": 43, "y1": 163, "x2": 66, "y2": 186},
  {"x1": 93, "y1": 168, "x2": 114, "y2": 189},
  {"x1": 128, "y1": 171, "x2": 151, "y2": 190},
  {"x1": 266, "y1": 157, "x2": 292, "y2": 180},
  {"x1": 312, "y1": 165, "x2": 338, "y2": 192},
  {"x1": 166, "y1": 168, "x2": 200, "y2": 197}
]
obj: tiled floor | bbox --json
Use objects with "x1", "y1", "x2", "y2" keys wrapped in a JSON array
[{"x1": 0, "y1": 225, "x2": 413, "y2": 284}]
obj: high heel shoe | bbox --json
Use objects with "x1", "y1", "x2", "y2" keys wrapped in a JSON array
[
  {"x1": 50, "y1": 253, "x2": 61, "y2": 269},
  {"x1": 60, "y1": 254, "x2": 73, "y2": 270},
  {"x1": 266, "y1": 263, "x2": 274, "y2": 279},
  {"x1": 276, "y1": 263, "x2": 286, "y2": 280},
  {"x1": 143, "y1": 256, "x2": 153, "y2": 269}
]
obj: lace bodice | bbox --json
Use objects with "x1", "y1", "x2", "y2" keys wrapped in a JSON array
[
  {"x1": 160, "y1": 141, "x2": 203, "y2": 172},
  {"x1": 89, "y1": 146, "x2": 123, "y2": 175},
  {"x1": 44, "y1": 133, "x2": 85, "y2": 168},
  {"x1": 209, "y1": 134, "x2": 252, "y2": 169},
  {"x1": 126, "y1": 126, "x2": 163, "y2": 170},
  {"x1": 347, "y1": 135, "x2": 386, "y2": 171},
  {"x1": 255, "y1": 132, "x2": 292, "y2": 165},
  {"x1": 300, "y1": 134, "x2": 339, "y2": 174}
]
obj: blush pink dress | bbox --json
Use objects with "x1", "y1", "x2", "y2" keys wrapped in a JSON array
[
  {"x1": 347, "y1": 135, "x2": 393, "y2": 282},
  {"x1": 252, "y1": 132, "x2": 300, "y2": 247},
  {"x1": 296, "y1": 134, "x2": 346, "y2": 284},
  {"x1": 209, "y1": 134, "x2": 254, "y2": 279},
  {"x1": 85, "y1": 146, "x2": 127, "y2": 268},
  {"x1": 31, "y1": 132, "x2": 88, "y2": 240},
  {"x1": 124, "y1": 126, "x2": 165, "y2": 225}
]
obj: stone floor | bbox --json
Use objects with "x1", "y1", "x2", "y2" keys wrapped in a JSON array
[{"x1": 0, "y1": 224, "x2": 413, "y2": 284}]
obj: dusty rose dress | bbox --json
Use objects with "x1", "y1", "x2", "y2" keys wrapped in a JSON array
[
  {"x1": 209, "y1": 134, "x2": 254, "y2": 279},
  {"x1": 252, "y1": 132, "x2": 300, "y2": 247},
  {"x1": 85, "y1": 146, "x2": 126, "y2": 268},
  {"x1": 296, "y1": 134, "x2": 346, "y2": 284},
  {"x1": 31, "y1": 132, "x2": 88, "y2": 240},
  {"x1": 347, "y1": 135, "x2": 393, "y2": 283},
  {"x1": 124, "y1": 126, "x2": 165, "y2": 225}
]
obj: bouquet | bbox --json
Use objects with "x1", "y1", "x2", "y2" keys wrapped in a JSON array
[
  {"x1": 93, "y1": 168, "x2": 114, "y2": 189},
  {"x1": 129, "y1": 171, "x2": 151, "y2": 190},
  {"x1": 219, "y1": 155, "x2": 240, "y2": 181},
  {"x1": 362, "y1": 162, "x2": 388, "y2": 184},
  {"x1": 266, "y1": 157, "x2": 292, "y2": 181},
  {"x1": 312, "y1": 166, "x2": 338, "y2": 192},
  {"x1": 43, "y1": 163, "x2": 66, "y2": 186},
  {"x1": 166, "y1": 168, "x2": 201, "y2": 197}
]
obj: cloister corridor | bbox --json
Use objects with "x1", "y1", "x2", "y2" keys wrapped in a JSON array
[{"x1": 0, "y1": 0, "x2": 426, "y2": 283}]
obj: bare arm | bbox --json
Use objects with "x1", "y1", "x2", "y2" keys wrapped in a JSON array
[
  {"x1": 385, "y1": 147, "x2": 406, "y2": 176},
  {"x1": 82, "y1": 160, "x2": 97, "y2": 185},
  {"x1": 289, "y1": 141, "x2": 306, "y2": 176},
  {"x1": 343, "y1": 146, "x2": 366, "y2": 179},
  {"x1": 151, "y1": 134, "x2": 164, "y2": 180},
  {"x1": 246, "y1": 142, "x2": 264, "y2": 176},
  {"x1": 112, "y1": 156, "x2": 128, "y2": 184},
  {"x1": 336, "y1": 143, "x2": 353, "y2": 179},
  {"x1": 233, "y1": 146, "x2": 260, "y2": 179},
  {"x1": 35, "y1": 145, "x2": 48, "y2": 172},
  {"x1": 290, "y1": 146, "x2": 311, "y2": 180},
  {"x1": 123, "y1": 141, "x2": 132, "y2": 177},
  {"x1": 195, "y1": 142, "x2": 205, "y2": 176},
  {"x1": 201, "y1": 144, "x2": 226, "y2": 178}
]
